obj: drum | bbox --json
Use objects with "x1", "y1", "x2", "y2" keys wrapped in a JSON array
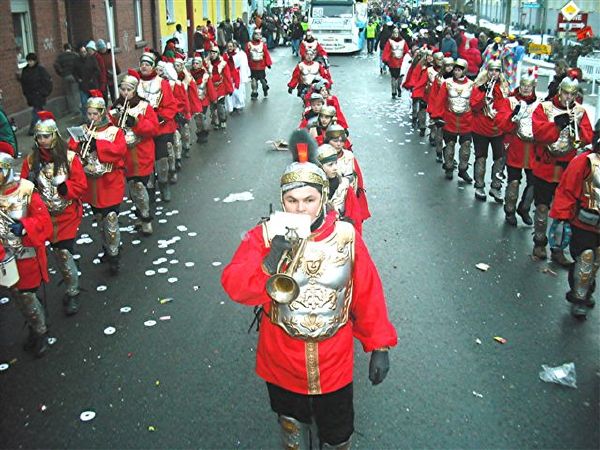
[{"x1": 0, "y1": 253, "x2": 19, "y2": 287}]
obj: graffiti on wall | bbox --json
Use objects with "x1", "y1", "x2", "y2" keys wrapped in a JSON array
[{"x1": 42, "y1": 37, "x2": 55, "y2": 52}]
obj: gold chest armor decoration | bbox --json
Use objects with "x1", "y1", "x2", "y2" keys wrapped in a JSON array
[
  {"x1": 509, "y1": 97, "x2": 538, "y2": 142},
  {"x1": 446, "y1": 78, "x2": 473, "y2": 114},
  {"x1": 249, "y1": 42, "x2": 264, "y2": 62},
  {"x1": 0, "y1": 180, "x2": 33, "y2": 253},
  {"x1": 389, "y1": 39, "x2": 405, "y2": 59},
  {"x1": 83, "y1": 126, "x2": 117, "y2": 178},
  {"x1": 268, "y1": 221, "x2": 355, "y2": 340},
  {"x1": 137, "y1": 76, "x2": 163, "y2": 109},
  {"x1": 542, "y1": 101, "x2": 583, "y2": 157},
  {"x1": 337, "y1": 150, "x2": 357, "y2": 190},
  {"x1": 123, "y1": 101, "x2": 148, "y2": 149},
  {"x1": 330, "y1": 176, "x2": 351, "y2": 215},
  {"x1": 584, "y1": 153, "x2": 600, "y2": 212},
  {"x1": 36, "y1": 152, "x2": 75, "y2": 215},
  {"x1": 300, "y1": 62, "x2": 320, "y2": 85}
]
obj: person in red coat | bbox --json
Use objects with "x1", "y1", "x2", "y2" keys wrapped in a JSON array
[
  {"x1": 381, "y1": 28, "x2": 410, "y2": 99},
  {"x1": 304, "y1": 79, "x2": 349, "y2": 130},
  {"x1": 460, "y1": 37, "x2": 482, "y2": 79},
  {"x1": 108, "y1": 70, "x2": 159, "y2": 236},
  {"x1": 246, "y1": 30, "x2": 273, "y2": 99},
  {"x1": 429, "y1": 58, "x2": 475, "y2": 181},
  {"x1": 175, "y1": 53, "x2": 202, "y2": 160},
  {"x1": 22, "y1": 111, "x2": 87, "y2": 316},
  {"x1": 207, "y1": 44, "x2": 234, "y2": 129},
  {"x1": 424, "y1": 52, "x2": 444, "y2": 145},
  {"x1": 427, "y1": 55, "x2": 455, "y2": 163},
  {"x1": 531, "y1": 77, "x2": 593, "y2": 264},
  {"x1": 221, "y1": 130, "x2": 396, "y2": 449},
  {"x1": 299, "y1": 30, "x2": 328, "y2": 60},
  {"x1": 308, "y1": 105, "x2": 336, "y2": 143},
  {"x1": 495, "y1": 69, "x2": 539, "y2": 226},
  {"x1": 69, "y1": 91, "x2": 128, "y2": 274},
  {"x1": 190, "y1": 53, "x2": 214, "y2": 144},
  {"x1": 470, "y1": 59, "x2": 510, "y2": 202},
  {"x1": 137, "y1": 48, "x2": 178, "y2": 203},
  {"x1": 409, "y1": 49, "x2": 434, "y2": 136},
  {"x1": 288, "y1": 50, "x2": 331, "y2": 98},
  {"x1": 549, "y1": 121, "x2": 600, "y2": 319},
  {"x1": 0, "y1": 151, "x2": 53, "y2": 357}
]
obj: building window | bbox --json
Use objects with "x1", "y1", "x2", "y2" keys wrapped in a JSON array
[
  {"x1": 11, "y1": 0, "x2": 34, "y2": 69},
  {"x1": 134, "y1": 0, "x2": 143, "y2": 41},
  {"x1": 165, "y1": 0, "x2": 175, "y2": 24}
]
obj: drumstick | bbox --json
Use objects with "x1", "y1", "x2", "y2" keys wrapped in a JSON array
[{"x1": 0, "y1": 209, "x2": 16, "y2": 224}]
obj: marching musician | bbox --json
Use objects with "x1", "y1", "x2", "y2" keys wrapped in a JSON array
[
  {"x1": 137, "y1": 48, "x2": 178, "y2": 203},
  {"x1": 21, "y1": 111, "x2": 87, "y2": 316},
  {"x1": 381, "y1": 27, "x2": 410, "y2": 99},
  {"x1": 549, "y1": 120, "x2": 600, "y2": 319},
  {"x1": 69, "y1": 90, "x2": 127, "y2": 275},
  {"x1": 175, "y1": 52, "x2": 203, "y2": 160},
  {"x1": 288, "y1": 50, "x2": 331, "y2": 99},
  {"x1": 427, "y1": 55, "x2": 454, "y2": 163},
  {"x1": 531, "y1": 76, "x2": 593, "y2": 264},
  {"x1": 109, "y1": 69, "x2": 159, "y2": 236},
  {"x1": 246, "y1": 30, "x2": 272, "y2": 99},
  {"x1": 496, "y1": 68, "x2": 539, "y2": 226},
  {"x1": 207, "y1": 43, "x2": 234, "y2": 130},
  {"x1": 190, "y1": 52, "x2": 214, "y2": 144},
  {"x1": 0, "y1": 150, "x2": 52, "y2": 357},
  {"x1": 470, "y1": 59, "x2": 509, "y2": 202},
  {"x1": 222, "y1": 130, "x2": 396, "y2": 449}
]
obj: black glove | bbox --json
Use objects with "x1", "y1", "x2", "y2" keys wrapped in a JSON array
[
  {"x1": 369, "y1": 350, "x2": 390, "y2": 385},
  {"x1": 263, "y1": 235, "x2": 293, "y2": 275},
  {"x1": 125, "y1": 115, "x2": 137, "y2": 128},
  {"x1": 89, "y1": 139, "x2": 97, "y2": 153},
  {"x1": 57, "y1": 182, "x2": 68, "y2": 196},
  {"x1": 434, "y1": 118, "x2": 446, "y2": 127},
  {"x1": 288, "y1": 87, "x2": 294, "y2": 94},
  {"x1": 9, "y1": 221, "x2": 25, "y2": 237},
  {"x1": 478, "y1": 83, "x2": 487, "y2": 92},
  {"x1": 554, "y1": 113, "x2": 570, "y2": 130},
  {"x1": 267, "y1": 65, "x2": 272, "y2": 69},
  {"x1": 511, "y1": 103, "x2": 521, "y2": 118},
  {"x1": 175, "y1": 112, "x2": 187, "y2": 127},
  {"x1": 157, "y1": 115, "x2": 166, "y2": 124}
]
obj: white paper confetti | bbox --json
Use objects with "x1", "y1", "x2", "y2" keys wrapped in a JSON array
[
  {"x1": 144, "y1": 320, "x2": 157, "y2": 327},
  {"x1": 168, "y1": 277, "x2": 178, "y2": 283},
  {"x1": 0, "y1": 363, "x2": 9, "y2": 371},
  {"x1": 80, "y1": 411, "x2": 96, "y2": 422},
  {"x1": 476, "y1": 263, "x2": 490, "y2": 272},
  {"x1": 157, "y1": 268, "x2": 168, "y2": 274},
  {"x1": 212, "y1": 261, "x2": 222, "y2": 267},
  {"x1": 96, "y1": 285, "x2": 107, "y2": 292},
  {"x1": 103, "y1": 326, "x2": 116, "y2": 336},
  {"x1": 145, "y1": 270, "x2": 156, "y2": 276},
  {"x1": 120, "y1": 306, "x2": 132, "y2": 313},
  {"x1": 0, "y1": 297, "x2": 10, "y2": 305},
  {"x1": 188, "y1": 232, "x2": 197, "y2": 237},
  {"x1": 185, "y1": 262, "x2": 195, "y2": 268},
  {"x1": 132, "y1": 240, "x2": 141, "y2": 246},
  {"x1": 176, "y1": 225, "x2": 188, "y2": 232},
  {"x1": 222, "y1": 191, "x2": 255, "y2": 203}
]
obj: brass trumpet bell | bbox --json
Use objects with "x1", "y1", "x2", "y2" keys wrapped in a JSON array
[{"x1": 266, "y1": 273, "x2": 300, "y2": 304}]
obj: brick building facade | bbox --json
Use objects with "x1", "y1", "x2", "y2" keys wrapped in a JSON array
[{"x1": 1, "y1": 0, "x2": 160, "y2": 126}]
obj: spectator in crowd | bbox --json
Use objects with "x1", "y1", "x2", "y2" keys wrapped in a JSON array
[
  {"x1": 53, "y1": 43, "x2": 80, "y2": 115},
  {"x1": 440, "y1": 29, "x2": 457, "y2": 59},
  {"x1": 96, "y1": 39, "x2": 121, "y2": 103},
  {"x1": 174, "y1": 23, "x2": 188, "y2": 53},
  {"x1": 73, "y1": 43, "x2": 100, "y2": 119},
  {"x1": 19, "y1": 53, "x2": 53, "y2": 135},
  {"x1": 234, "y1": 18, "x2": 250, "y2": 48},
  {"x1": 478, "y1": 32, "x2": 488, "y2": 53},
  {"x1": 0, "y1": 89, "x2": 18, "y2": 155},
  {"x1": 289, "y1": 15, "x2": 304, "y2": 57},
  {"x1": 85, "y1": 41, "x2": 107, "y2": 103},
  {"x1": 224, "y1": 18, "x2": 234, "y2": 43},
  {"x1": 194, "y1": 25, "x2": 205, "y2": 53},
  {"x1": 217, "y1": 22, "x2": 227, "y2": 53},
  {"x1": 546, "y1": 59, "x2": 569, "y2": 100}
]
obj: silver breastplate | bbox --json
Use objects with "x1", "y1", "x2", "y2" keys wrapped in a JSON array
[
  {"x1": 82, "y1": 127, "x2": 116, "y2": 177},
  {"x1": 138, "y1": 77, "x2": 163, "y2": 109},
  {"x1": 269, "y1": 221, "x2": 355, "y2": 340},
  {"x1": 300, "y1": 63, "x2": 320, "y2": 85},
  {"x1": 446, "y1": 79, "x2": 473, "y2": 114},
  {"x1": 196, "y1": 75, "x2": 207, "y2": 100},
  {"x1": 390, "y1": 39, "x2": 405, "y2": 59},
  {"x1": 338, "y1": 151, "x2": 357, "y2": 189},
  {"x1": 585, "y1": 153, "x2": 600, "y2": 212},
  {"x1": 512, "y1": 98, "x2": 538, "y2": 141},
  {"x1": 123, "y1": 101, "x2": 146, "y2": 149},
  {"x1": 37, "y1": 162, "x2": 72, "y2": 215},
  {"x1": 249, "y1": 42, "x2": 264, "y2": 61},
  {"x1": 0, "y1": 183, "x2": 31, "y2": 252},
  {"x1": 544, "y1": 101, "x2": 579, "y2": 157},
  {"x1": 330, "y1": 176, "x2": 350, "y2": 215}
]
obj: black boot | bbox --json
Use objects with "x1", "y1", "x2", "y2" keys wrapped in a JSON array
[
  {"x1": 458, "y1": 170, "x2": 473, "y2": 183},
  {"x1": 63, "y1": 294, "x2": 80, "y2": 316},
  {"x1": 23, "y1": 327, "x2": 36, "y2": 351},
  {"x1": 32, "y1": 333, "x2": 50, "y2": 358},
  {"x1": 419, "y1": 128, "x2": 426, "y2": 137},
  {"x1": 505, "y1": 213, "x2": 517, "y2": 227},
  {"x1": 107, "y1": 253, "x2": 120, "y2": 275},
  {"x1": 263, "y1": 84, "x2": 269, "y2": 97},
  {"x1": 517, "y1": 205, "x2": 533, "y2": 225},
  {"x1": 176, "y1": 158, "x2": 182, "y2": 171}
]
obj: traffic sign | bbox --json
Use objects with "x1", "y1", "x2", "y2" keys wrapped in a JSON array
[
  {"x1": 557, "y1": 12, "x2": 588, "y2": 32},
  {"x1": 561, "y1": 1, "x2": 580, "y2": 21}
]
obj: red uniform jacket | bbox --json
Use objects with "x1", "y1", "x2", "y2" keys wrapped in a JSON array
[
  {"x1": 382, "y1": 38, "x2": 409, "y2": 69},
  {"x1": 245, "y1": 40, "x2": 273, "y2": 71},
  {"x1": 288, "y1": 61, "x2": 331, "y2": 88},
  {"x1": 495, "y1": 92, "x2": 538, "y2": 170},
  {"x1": 209, "y1": 58, "x2": 234, "y2": 100},
  {"x1": 109, "y1": 101, "x2": 158, "y2": 178},
  {"x1": 470, "y1": 82, "x2": 507, "y2": 137},
  {"x1": 430, "y1": 78, "x2": 474, "y2": 135},
  {"x1": 2, "y1": 181, "x2": 53, "y2": 290},
  {"x1": 224, "y1": 51, "x2": 241, "y2": 89},
  {"x1": 221, "y1": 210, "x2": 397, "y2": 395},
  {"x1": 179, "y1": 72, "x2": 203, "y2": 115},
  {"x1": 170, "y1": 81, "x2": 190, "y2": 119},
  {"x1": 299, "y1": 39, "x2": 328, "y2": 59},
  {"x1": 532, "y1": 98, "x2": 593, "y2": 183},
  {"x1": 138, "y1": 74, "x2": 178, "y2": 136},
  {"x1": 21, "y1": 152, "x2": 87, "y2": 243},
  {"x1": 69, "y1": 125, "x2": 128, "y2": 208},
  {"x1": 191, "y1": 68, "x2": 214, "y2": 110},
  {"x1": 426, "y1": 74, "x2": 446, "y2": 116},
  {"x1": 550, "y1": 151, "x2": 600, "y2": 233},
  {"x1": 409, "y1": 64, "x2": 430, "y2": 100}
]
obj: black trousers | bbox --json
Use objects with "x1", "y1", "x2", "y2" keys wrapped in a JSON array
[
  {"x1": 154, "y1": 133, "x2": 173, "y2": 160},
  {"x1": 51, "y1": 238, "x2": 75, "y2": 254},
  {"x1": 472, "y1": 133, "x2": 504, "y2": 159},
  {"x1": 91, "y1": 204, "x2": 120, "y2": 218},
  {"x1": 533, "y1": 175, "x2": 558, "y2": 207},
  {"x1": 267, "y1": 382, "x2": 354, "y2": 445},
  {"x1": 443, "y1": 131, "x2": 471, "y2": 145},
  {"x1": 389, "y1": 67, "x2": 401, "y2": 78},
  {"x1": 507, "y1": 165, "x2": 533, "y2": 184}
]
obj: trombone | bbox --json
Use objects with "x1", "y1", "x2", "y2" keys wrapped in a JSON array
[
  {"x1": 117, "y1": 97, "x2": 130, "y2": 129},
  {"x1": 566, "y1": 101, "x2": 580, "y2": 145},
  {"x1": 80, "y1": 120, "x2": 96, "y2": 160},
  {"x1": 266, "y1": 227, "x2": 307, "y2": 305}
]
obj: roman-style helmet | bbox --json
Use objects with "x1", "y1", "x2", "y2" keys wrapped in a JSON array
[
  {"x1": 86, "y1": 89, "x2": 106, "y2": 112},
  {"x1": 325, "y1": 124, "x2": 346, "y2": 142},
  {"x1": 519, "y1": 66, "x2": 537, "y2": 88},
  {"x1": 140, "y1": 47, "x2": 157, "y2": 67},
  {"x1": 281, "y1": 129, "x2": 329, "y2": 211},
  {"x1": 454, "y1": 58, "x2": 468, "y2": 70},
  {"x1": 316, "y1": 144, "x2": 338, "y2": 166},
  {"x1": 120, "y1": 68, "x2": 141, "y2": 90},
  {"x1": 559, "y1": 76, "x2": 579, "y2": 94},
  {"x1": 319, "y1": 105, "x2": 337, "y2": 119},
  {"x1": 433, "y1": 51, "x2": 444, "y2": 63},
  {"x1": 0, "y1": 152, "x2": 15, "y2": 185},
  {"x1": 34, "y1": 110, "x2": 61, "y2": 147},
  {"x1": 488, "y1": 58, "x2": 502, "y2": 71}
]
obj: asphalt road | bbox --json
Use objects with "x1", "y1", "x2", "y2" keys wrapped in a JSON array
[{"x1": 0, "y1": 47, "x2": 598, "y2": 450}]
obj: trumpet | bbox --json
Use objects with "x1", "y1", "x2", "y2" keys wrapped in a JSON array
[
  {"x1": 80, "y1": 120, "x2": 96, "y2": 160},
  {"x1": 117, "y1": 97, "x2": 130, "y2": 129},
  {"x1": 566, "y1": 101, "x2": 580, "y2": 144},
  {"x1": 266, "y1": 227, "x2": 307, "y2": 305}
]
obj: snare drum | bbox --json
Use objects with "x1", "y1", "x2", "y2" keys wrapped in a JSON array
[{"x1": 0, "y1": 253, "x2": 20, "y2": 287}]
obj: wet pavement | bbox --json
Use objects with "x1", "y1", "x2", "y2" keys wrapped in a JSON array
[{"x1": 0, "y1": 48, "x2": 598, "y2": 449}]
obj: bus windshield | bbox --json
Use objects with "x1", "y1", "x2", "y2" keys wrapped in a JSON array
[{"x1": 311, "y1": 4, "x2": 353, "y2": 18}]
